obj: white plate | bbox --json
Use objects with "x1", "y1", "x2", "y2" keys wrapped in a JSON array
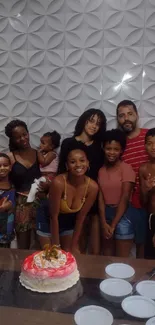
[
  {"x1": 136, "y1": 281, "x2": 155, "y2": 300},
  {"x1": 100, "y1": 278, "x2": 132, "y2": 302},
  {"x1": 105, "y1": 263, "x2": 135, "y2": 279},
  {"x1": 122, "y1": 296, "x2": 155, "y2": 319},
  {"x1": 146, "y1": 317, "x2": 155, "y2": 325},
  {"x1": 74, "y1": 305, "x2": 113, "y2": 325}
]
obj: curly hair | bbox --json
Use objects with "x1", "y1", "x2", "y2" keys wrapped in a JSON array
[
  {"x1": 102, "y1": 129, "x2": 127, "y2": 152},
  {"x1": 5, "y1": 119, "x2": 28, "y2": 151},
  {"x1": 43, "y1": 131, "x2": 61, "y2": 149},
  {"x1": 74, "y1": 108, "x2": 106, "y2": 142}
]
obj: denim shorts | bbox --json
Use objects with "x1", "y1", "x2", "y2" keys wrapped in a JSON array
[
  {"x1": 105, "y1": 204, "x2": 147, "y2": 243},
  {"x1": 105, "y1": 205, "x2": 135, "y2": 240},
  {"x1": 36, "y1": 199, "x2": 74, "y2": 237},
  {"x1": 36, "y1": 229, "x2": 74, "y2": 237}
]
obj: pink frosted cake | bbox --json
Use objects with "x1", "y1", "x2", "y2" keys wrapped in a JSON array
[{"x1": 19, "y1": 245, "x2": 79, "y2": 293}]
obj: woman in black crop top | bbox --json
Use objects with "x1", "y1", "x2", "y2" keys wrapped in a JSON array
[
  {"x1": 5, "y1": 120, "x2": 41, "y2": 249},
  {"x1": 58, "y1": 109, "x2": 106, "y2": 254}
]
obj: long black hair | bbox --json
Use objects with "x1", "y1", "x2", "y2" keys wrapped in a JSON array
[
  {"x1": 74, "y1": 108, "x2": 106, "y2": 142},
  {"x1": 5, "y1": 119, "x2": 28, "y2": 151}
]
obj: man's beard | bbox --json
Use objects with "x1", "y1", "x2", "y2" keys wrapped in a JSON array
[{"x1": 121, "y1": 122, "x2": 136, "y2": 134}]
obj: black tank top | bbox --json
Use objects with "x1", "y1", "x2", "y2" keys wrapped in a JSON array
[{"x1": 10, "y1": 151, "x2": 41, "y2": 192}]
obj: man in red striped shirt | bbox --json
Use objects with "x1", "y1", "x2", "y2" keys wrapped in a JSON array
[{"x1": 117, "y1": 100, "x2": 148, "y2": 257}]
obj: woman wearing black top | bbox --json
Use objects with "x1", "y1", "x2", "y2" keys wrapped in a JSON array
[
  {"x1": 58, "y1": 108, "x2": 106, "y2": 254},
  {"x1": 5, "y1": 120, "x2": 42, "y2": 249}
]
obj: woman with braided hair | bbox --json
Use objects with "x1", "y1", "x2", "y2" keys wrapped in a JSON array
[{"x1": 5, "y1": 119, "x2": 41, "y2": 249}]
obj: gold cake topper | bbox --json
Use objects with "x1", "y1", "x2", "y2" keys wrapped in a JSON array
[{"x1": 43, "y1": 244, "x2": 60, "y2": 260}]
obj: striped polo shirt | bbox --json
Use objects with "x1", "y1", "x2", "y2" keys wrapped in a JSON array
[{"x1": 122, "y1": 128, "x2": 148, "y2": 208}]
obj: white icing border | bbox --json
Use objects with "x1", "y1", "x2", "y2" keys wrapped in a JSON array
[{"x1": 19, "y1": 270, "x2": 80, "y2": 293}]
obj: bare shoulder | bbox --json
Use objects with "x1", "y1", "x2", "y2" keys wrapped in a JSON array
[
  {"x1": 51, "y1": 174, "x2": 65, "y2": 189},
  {"x1": 88, "y1": 178, "x2": 98, "y2": 193}
]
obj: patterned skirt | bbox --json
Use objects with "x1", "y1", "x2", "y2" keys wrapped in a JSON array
[{"x1": 15, "y1": 194, "x2": 39, "y2": 233}]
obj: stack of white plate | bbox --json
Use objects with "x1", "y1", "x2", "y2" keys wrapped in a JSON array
[
  {"x1": 136, "y1": 281, "x2": 155, "y2": 300},
  {"x1": 146, "y1": 317, "x2": 155, "y2": 325},
  {"x1": 121, "y1": 278, "x2": 155, "y2": 319},
  {"x1": 74, "y1": 305, "x2": 113, "y2": 325},
  {"x1": 105, "y1": 263, "x2": 135, "y2": 280},
  {"x1": 104, "y1": 262, "x2": 155, "y2": 319},
  {"x1": 122, "y1": 296, "x2": 155, "y2": 319},
  {"x1": 129, "y1": 280, "x2": 155, "y2": 319},
  {"x1": 74, "y1": 263, "x2": 155, "y2": 322},
  {"x1": 100, "y1": 278, "x2": 132, "y2": 303}
]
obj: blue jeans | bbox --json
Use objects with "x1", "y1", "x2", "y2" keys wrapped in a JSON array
[
  {"x1": 105, "y1": 205, "x2": 135, "y2": 240},
  {"x1": 105, "y1": 204, "x2": 147, "y2": 243}
]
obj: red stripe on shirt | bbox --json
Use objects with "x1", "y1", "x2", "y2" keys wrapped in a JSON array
[{"x1": 122, "y1": 128, "x2": 149, "y2": 208}]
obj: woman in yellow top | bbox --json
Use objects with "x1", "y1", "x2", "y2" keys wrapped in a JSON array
[{"x1": 36, "y1": 142, "x2": 98, "y2": 252}]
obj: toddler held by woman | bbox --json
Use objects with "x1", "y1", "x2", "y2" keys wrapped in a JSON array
[
  {"x1": 27, "y1": 131, "x2": 61, "y2": 202},
  {"x1": 38, "y1": 131, "x2": 60, "y2": 180}
]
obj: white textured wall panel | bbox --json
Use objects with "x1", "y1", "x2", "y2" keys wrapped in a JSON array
[{"x1": 0, "y1": 0, "x2": 154, "y2": 150}]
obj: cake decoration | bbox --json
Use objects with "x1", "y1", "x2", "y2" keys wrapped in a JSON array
[{"x1": 44, "y1": 244, "x2": 60, "y2": 260}]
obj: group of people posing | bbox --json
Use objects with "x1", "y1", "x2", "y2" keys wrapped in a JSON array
[{"x1": 1, "y1": 99, "x2": 155, "y2": 259}]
